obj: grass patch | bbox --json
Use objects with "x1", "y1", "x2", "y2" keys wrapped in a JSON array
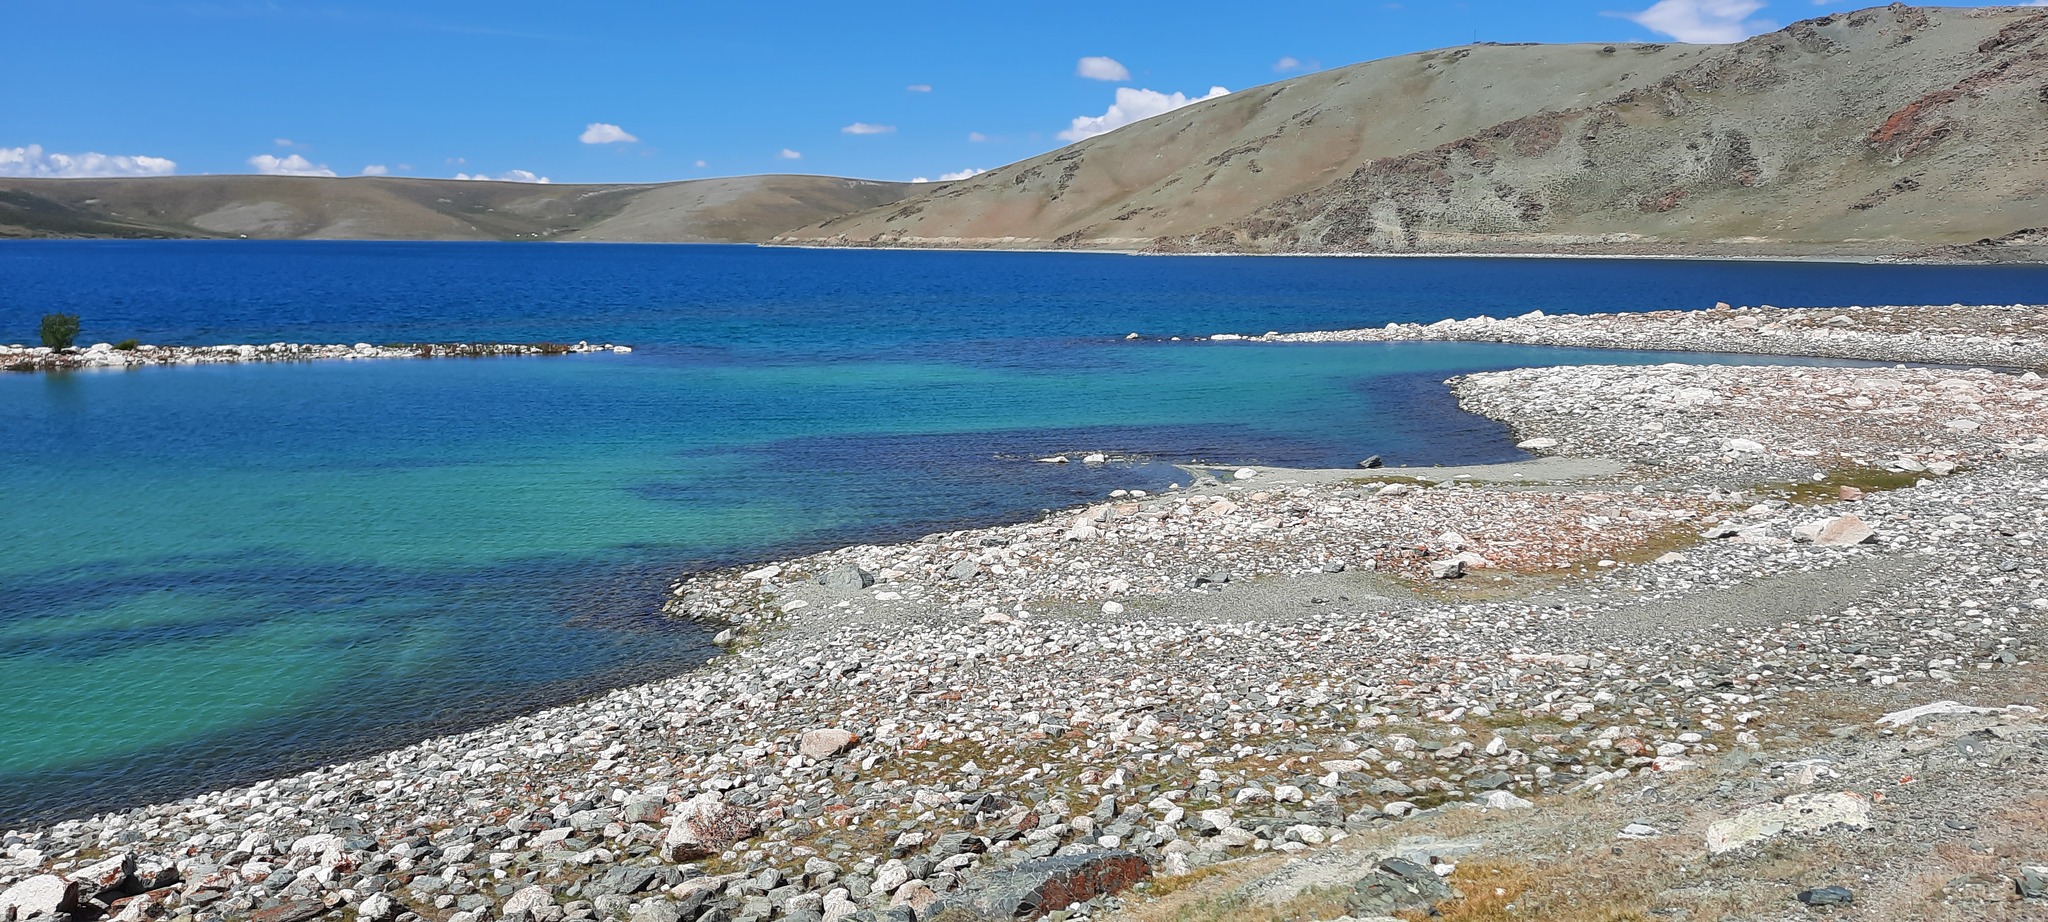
[{"x1": 1759, "y1": 465, "x2": 1928, "y2": 505}]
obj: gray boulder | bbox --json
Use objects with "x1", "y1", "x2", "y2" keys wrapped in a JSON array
[
  {"x1": 819, "y1": 564, "x2": 875, "y2": 591},
  {"x1": 1346, "y1": 857, "x2": 1453, "y2": 917}
]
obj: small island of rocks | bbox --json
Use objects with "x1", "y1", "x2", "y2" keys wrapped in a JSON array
[{"x1": 1, "y1": 341, "x2": 632, "y2": 373}]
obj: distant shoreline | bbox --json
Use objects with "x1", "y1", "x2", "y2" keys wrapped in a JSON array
[
  {"x1": 9, "y1": 236, "x2": 2043, "y2": 267},
  {"x1": 759, "y1": 239, "x2": 2045, "y2": 267}
]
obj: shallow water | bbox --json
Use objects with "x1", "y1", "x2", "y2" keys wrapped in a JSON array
[{"x1": 2, "y1": 242, "x2": 2041, "y2": 826}]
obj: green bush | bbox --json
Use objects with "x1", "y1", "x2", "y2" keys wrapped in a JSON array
[
  {"x1": 114, "y1": 339, "x2": 140, "y2": 351},
  {"x1": 39, "y1": 314, "x2": 80, "y2": 350}
]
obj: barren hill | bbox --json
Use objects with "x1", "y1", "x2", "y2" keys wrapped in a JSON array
[
  {"x1": 0, "y1": 174, "x2": 915, "y2": 243},
  {"x1": 777, "y1": 5, "x2": 2048, "y2": 261}
]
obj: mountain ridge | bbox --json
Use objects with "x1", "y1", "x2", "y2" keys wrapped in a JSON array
[{"x1": 775, "y1": 4, "x2": 2048, "y2": 262}]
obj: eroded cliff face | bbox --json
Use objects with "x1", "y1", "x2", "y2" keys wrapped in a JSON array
[{"x1": 779, "y1": 5, "x2": 2048, "y2": 259}]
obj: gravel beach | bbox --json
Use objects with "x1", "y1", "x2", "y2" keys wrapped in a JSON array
[{"x1": 4, "y1": 306, "x2": 2046, "y2": 922}]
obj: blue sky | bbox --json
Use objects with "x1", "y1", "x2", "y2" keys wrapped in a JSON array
[{"x1": 0, "y1": 1, "x2": 2023, "y2": 185}]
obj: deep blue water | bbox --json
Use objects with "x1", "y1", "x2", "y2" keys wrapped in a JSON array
[{"x1": 2, "y1": 241, "x2": 2043, "y2": 827}]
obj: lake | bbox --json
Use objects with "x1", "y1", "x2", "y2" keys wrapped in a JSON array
[{"x1": 2, "y1": 241, "x2": 2042, "y2": 826}]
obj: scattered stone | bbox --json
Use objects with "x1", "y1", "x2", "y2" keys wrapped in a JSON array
[
  {"x1": 2017, "y1": 867, "x2": 2048, "y2": 900},
  {"x1": 1796, "y1": 886, "x2": 1854, "y2": 907}
]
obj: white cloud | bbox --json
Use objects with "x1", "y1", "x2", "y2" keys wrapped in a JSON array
[
  {"x1": 1273, "y1": 56, "x2": 1303, "y2": 72},
  {"x1": 777, "y1": 148, "x2": 802, "y2": 160},
  {"x1": 454, "y1": 169, "x2": 552, "y2": 183},
  {"x1": 913, "y1": 166, "x2": 987, "y2": 183},
  {"x1": 1076, "y1": 56, "x2": 1130, "y2": 81},
  {"x1": 0, "y1": 144, "x2": 177, "y2": 178},
  {"x1": 967, "y1": 131, "x2": 989, "y2": 142},
  {"x1": 1622, "y1": 0, "x2": 1774, "y2": 43},
  {"x1": 842, "y1": 122, "x2": 896, "y2": 135},
  {"x1": 274, "y1": 137, "x2": 297, "y2": 147},
  {"x1": 905, "y1": 83, "x2": 932, "y2": 92},
  {"x1": 694, "y1": 159, "x2": 709, "y2": 168},
  {"x1": 247, "y1": 153, "x2": 336, "y2": 176},
  {"x1": 579, "y1": 122, "x2": 638, "y2": 144},
  {"x1": 1058, "y1": 85, "x2": 1230, "y2": 142},
  {"x1": 360, "y1": 164, "x2": 389, "y2": 176}
]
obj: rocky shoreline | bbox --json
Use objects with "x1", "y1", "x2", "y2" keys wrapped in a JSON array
[
  {"x1": 1, "y1": 341, "x2": 632, "y2": 373},
  {"x1": 1242, "y1": 302, "x2": 2048, "y2": 369},
  {"x1": 6, "y1": 317, "x2": 2048, "y2": 922}
]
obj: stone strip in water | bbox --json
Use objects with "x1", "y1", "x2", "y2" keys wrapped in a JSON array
[
  {"x1": 3, "y1": 351, "x2": 2046, "y2": 922},
  {"x1": 1231, "y1": 302, "x2": 2048, "y2": 368},
  {"x1": 1, "y1": 341, "x2": 632, "y2": 372}
]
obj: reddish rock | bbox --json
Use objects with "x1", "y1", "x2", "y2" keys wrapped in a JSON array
[
  {"x1": 67, "y1": 852, "x2": 136, "y2": 900},
  {"x1": 1815, "y1": 514, "x2": 1877, "y2": 546},
  {"x1": 926, "y1": 851, "x2": 1153, "y2": 920}
]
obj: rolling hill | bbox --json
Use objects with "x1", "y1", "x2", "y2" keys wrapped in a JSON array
[
  {"x1": 0, "y1": 174, "x2": 917, "y2": 244},
  {"x1": 775, "y1": 5, "x2": 2048, "y2": 261}
]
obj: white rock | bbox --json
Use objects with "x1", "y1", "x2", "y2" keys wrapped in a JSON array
[
  {"x1": 1477, "y1": 791, "x2": 1533, "y2": 810},
  {"x1": 359, "y1": 892, "x2": 399, "y2": 922},
  {"x1": 0, "y1": 875, "x2": 78, "y2": 919},
  {"x1": 1516, "y1": 438, "x2": 1559, "y2": 450},
  {"x1": 1875, "y1": 700, "x2": 2037, "y2": 726},
  {"x1": 1101, "y1": 601, "x2": 1125, "y2": 615},
  {"x1": 1704, "y1": 792, "x2": 1873, "y2": 854},
  {"x1": 502, "y1": 885, "x2": 558, "y2": 920},
  {"x1": 1234, "y1": 468, "x2": 1259, "y2": 480}
]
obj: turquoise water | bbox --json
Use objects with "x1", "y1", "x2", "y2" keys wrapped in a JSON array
[{"x1": 3, "y1": 242, "x2": 2043, "y2": 826}]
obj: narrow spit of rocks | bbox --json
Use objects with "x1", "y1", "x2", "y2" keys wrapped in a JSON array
[
  {"x1": 1, "y1": 341, "x2": 633, "y2": 372},
  {"x1": 5, "y1": 317, "x2": 2048, "y2": 922},
  {"x1": 1225, "y1": 302, "x2": 2048, "y2": 368}
]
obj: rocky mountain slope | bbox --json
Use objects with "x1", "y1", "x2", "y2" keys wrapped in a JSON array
[
  {"x1": 0, "y1": 174, "x2": 915, "y2": 243},
  {"x1": 777, "y1": 5, "x2": 2048, "y2": 260}
]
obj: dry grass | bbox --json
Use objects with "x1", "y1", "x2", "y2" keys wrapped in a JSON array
[{"x1": 1398, "y1": 859, "x2": 1658, "y2": 922}]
